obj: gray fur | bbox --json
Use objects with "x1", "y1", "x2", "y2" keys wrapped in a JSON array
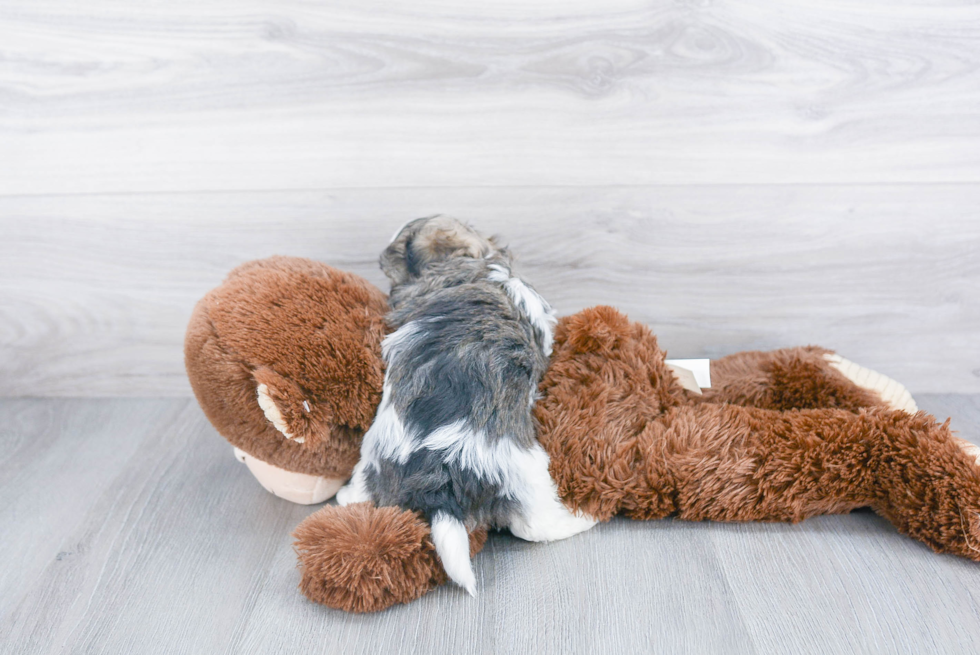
[{"x1": 366, "y1": 216, "x2": 553, "y2": 530}]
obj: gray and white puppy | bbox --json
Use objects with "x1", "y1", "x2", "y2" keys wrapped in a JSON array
[{"x1": 336, "y1": 216, "x2": 596, "y2": 595}]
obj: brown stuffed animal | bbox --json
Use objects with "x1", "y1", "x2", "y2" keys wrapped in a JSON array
[{"x1": 185, "y1": 256, "x2": 980, "y2": 613}]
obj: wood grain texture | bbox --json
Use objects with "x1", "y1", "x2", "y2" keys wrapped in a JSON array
[
  {"x1": 1, "y1": 0, "x2": 979, "y2": 194},
  {"x1": 2, "y1": 185, "x2": 978, "y2": 396},
  {"x1": 2, "y1": 396, "x2": 979, "y2": 654},
  {"x1": 715, "y1": 392, "x2": 980, "y2": 655}
]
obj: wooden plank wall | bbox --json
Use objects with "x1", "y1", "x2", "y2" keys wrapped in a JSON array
[{"x1": 1, "y1": 0, "x2": 979, "y2": 396}]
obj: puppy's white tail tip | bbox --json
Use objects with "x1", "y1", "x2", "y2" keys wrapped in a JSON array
[{"x1": 430, "y1": 512, "x2": 477, "y2": 596}]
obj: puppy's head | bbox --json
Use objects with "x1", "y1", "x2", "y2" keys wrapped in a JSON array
[{"x1": 381, "y1": 215, "x2": 500, "y2": 285}]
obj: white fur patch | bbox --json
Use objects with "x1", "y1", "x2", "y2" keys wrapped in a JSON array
[
  {"x1": 420, "y1": 421, "x2": 512, "y2": 483},
  {"x1": 336, "y1": 458, "x2": 372, "y2": 506},
  {"x1": 486, "y1": 264, "x2": 556, "y2": 356},
  {"x1": 339, "y1": 325, "x2": 428, "y2": 505},
  {"x1": 505, "y1": 443, "x2": 598, "y2": 542},
  {"x1": 431, "y1": 512, "x2": 477, "y2": 596},
  {"x1": 419, "y1": 420, "x2": 597, "y2": 542},
  {"x1": 368, "y1": 387, "x2": 417, "y2": 465},
  {"x1": 504, "y1": 278, "x2": 556, "y2": 355},
  {"x1": 487, "y1": 264, "x2": 509, "y2": 283},
  {"x1": 338, "y1": 380, "x2": 417, "y2": 503},
  {"x1": 381, "y1": 321, "x2": 424, "y2": 362}
]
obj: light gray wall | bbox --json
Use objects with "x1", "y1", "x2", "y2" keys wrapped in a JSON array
[{"x1": 2, "y1": 1, "x2": 978, "y2": 396}]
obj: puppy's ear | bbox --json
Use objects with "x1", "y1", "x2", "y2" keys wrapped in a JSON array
[{"x1": 380, "y1": 217, "x2": 429, "y2": 286}]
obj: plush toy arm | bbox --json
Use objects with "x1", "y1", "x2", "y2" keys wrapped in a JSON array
[
  {"x1": 660, "y1": 403, "x2": 980, "y2": 562},
  {"x1": 702, "y1": 346, "x2": 916, "y2": 412},
  {"x1": 293, "y1": 503, "x2": 488, "y2": 612},
  {"x1": 546, "y1": 395, "x2": 980, "y2": 561}
]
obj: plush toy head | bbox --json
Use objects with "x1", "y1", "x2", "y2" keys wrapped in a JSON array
[{"x1": 184, "y1": 257, "x2": 388, "y2": 501}]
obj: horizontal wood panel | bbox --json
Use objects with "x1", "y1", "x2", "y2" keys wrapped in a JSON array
[
  {"x1": 2, "y1": 0, "x2": 980, "y2": 194},
  {"x1": 1, "y1": 185, "x2": 977, "y2": 396}
]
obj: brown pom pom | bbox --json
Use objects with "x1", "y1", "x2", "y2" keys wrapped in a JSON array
[
  {"x1": 293, "y1": 503, "x2": 441, "y2": 613},
  {"x1": 293, "y1": 503, "x2": 490, "y2": 612}
]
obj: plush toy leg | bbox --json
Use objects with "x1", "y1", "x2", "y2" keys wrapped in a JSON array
[
  {"x1": 293, "y1": 503, "x2": 488, "y2": 612},
  {"x1": 704, "y1": 347, "x2": 915, "y2": 412},
  {"x1": 575, "y1": 402, "x2": 980, "y2": 561},
  {"x1": 540, "y1": 307, "x2": 979, "y2": 561},
  {"x1": 871, "y1": 413, "x2": 980, "y2": 560},
  {"x1": 659, "y1": 404, "x2": 978, "y2": 527}
]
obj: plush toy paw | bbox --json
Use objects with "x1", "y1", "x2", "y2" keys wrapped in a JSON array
[
  {"x1": 293, "y1": 503, "x2": 488, "y2": 612},
  {"x1": 943, "y1": 437, "x2": 980, "y2": 560},
  {"x1": 823, "y1": 353, "x2": 918, "y2": 413}
]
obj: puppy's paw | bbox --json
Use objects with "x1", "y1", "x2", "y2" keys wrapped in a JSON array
[
  {"x1": 257, "y1": 383, "x2": 305, "y2": 443},
  {"x1": 823, "y1": 353, "x2": 918, "y2": 413}
]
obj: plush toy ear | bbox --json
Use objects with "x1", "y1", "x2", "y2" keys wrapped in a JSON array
[
  {"x1": 253, "y1": 366, "x2": 319, "y2": 445},
  {"x1": 293, "y1": 503, "x2": 488, "y2": 612}
]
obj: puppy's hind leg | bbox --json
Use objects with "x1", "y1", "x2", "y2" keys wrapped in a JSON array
[
  {"x1": 336, "y1": 458, "x2": 373, "y2": 506},
  {"x1": 336, "y1": 391, "x2": 409, "y2": 506},
  {"x1": 507, "y1": 444, "x2": 598, "y2": 542}
]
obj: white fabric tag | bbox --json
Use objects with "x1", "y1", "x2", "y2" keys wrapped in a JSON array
[
  {"x1": 664, "y1": 359, "x2": 711, "y2": 389},
  {"x1": 667, "y1": 364, "x2": 702, "y2": 395}
]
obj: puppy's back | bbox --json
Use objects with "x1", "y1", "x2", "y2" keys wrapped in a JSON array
[
  {"x1": 357, "y1": 216, "x2": 558, "y2": 594},
  {"x1": 370, "y1": 280, "x2": 544, "y2": 522}
]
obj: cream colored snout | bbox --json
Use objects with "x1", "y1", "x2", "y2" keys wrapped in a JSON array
[{"x1": 233, "y1": 447, "x2": 345, "y2": 505}]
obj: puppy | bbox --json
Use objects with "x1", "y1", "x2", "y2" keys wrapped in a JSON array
[{"x1": 336, "y1": 216, "x2": 596, "y2": 595}]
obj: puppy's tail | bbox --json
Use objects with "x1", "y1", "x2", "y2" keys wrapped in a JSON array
[{"x1": 430, "y1": 512, "x2": 477, "y2": 596}]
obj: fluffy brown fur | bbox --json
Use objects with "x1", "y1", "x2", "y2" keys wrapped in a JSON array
[
  {"x1": 539, "y1": 307, "x2": 980, "y2": 562},
  {"x1": 294, "y1": 503, "x2": 487, "y2": 613},
  {"x1": 184, "y1": 257, "x2": 388, "y2": 477},
  {"x1": 704, "y1": 346, "x2": 886, "y2": 411},
  {"x1": 185, "y1": 258, "x2": 980, "y2": 612}
]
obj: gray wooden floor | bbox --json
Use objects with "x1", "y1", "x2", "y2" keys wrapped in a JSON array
[{"x1": 3, "y1": 394, "x2": 980, "y2": 655}]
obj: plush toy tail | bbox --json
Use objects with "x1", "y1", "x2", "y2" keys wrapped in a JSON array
[{"x1": 430, "y1": 512, "x2": 477, "y2": 596}]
